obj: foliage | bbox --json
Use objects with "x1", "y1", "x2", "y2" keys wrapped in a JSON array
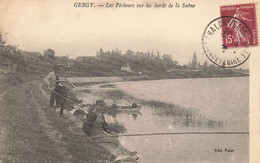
[
  {"x1": 191, "y1": 52, "x2": 198, "y2": 68},
  {"x1": 104, "y1": 90, "x2": 127, "y2": 100},
  {"x1": 71, "y1": 48, "x2": 181, "y2": 76},
  {"x1": 203, "y1": 60, "x2": 208, "y2": 68},
  {"x1": 43, "y1": 49, "x2": 55, "y2": 59},
  {"x1": 0, "y1": 32, "x2": 27, "y2": 73}
]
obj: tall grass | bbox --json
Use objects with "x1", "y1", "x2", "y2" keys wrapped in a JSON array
[
  {"x1": 99, "y1": 84, "x2": 116, "y2": 88},
  {"x1": 142, "y1": 100, "x2": 224, "y2": 128},
  {"x1": 105, "y1": 90, "x2": 128, "y2": 99},
  {"x1": 82, "y1": 89, "x2": 92, "y2": 93}
]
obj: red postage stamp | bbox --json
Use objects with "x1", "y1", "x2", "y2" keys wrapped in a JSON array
[{"x1": 220, "y1": 3, "x2": 258, "y2": 48}]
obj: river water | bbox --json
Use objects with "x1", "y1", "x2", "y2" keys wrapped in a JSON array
[{"x1": 74, "y1": 77, "x2": 249, "y2": 163}]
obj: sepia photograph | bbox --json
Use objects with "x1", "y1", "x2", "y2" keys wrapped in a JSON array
[{"x1": 0, "y1": 0, "x2": 259, "y2": 162}]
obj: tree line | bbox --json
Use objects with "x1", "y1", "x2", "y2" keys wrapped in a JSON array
[
  {"x1": 1, "y1": 31, "x2": 220, "y2": 77},
  {"x1": 72, "y1": 48, "x2": 213, "y2": 76}
]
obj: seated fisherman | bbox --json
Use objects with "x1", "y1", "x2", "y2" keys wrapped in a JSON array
[
  {"x1": 82, "y1": 106, "x2": 119, "y2": 145},
  {"x1": 82, "y1": 105, "x2": 138, "y2": 158},
  {"x1": 53, "y1": 81, "x2": 67, "y2": 115},
  {"x1": 131, "y1": 102, "x2": 138, "y2": 108},
  {"x1": 112, "y1": 101, "x2": 118, "y2": 109}
]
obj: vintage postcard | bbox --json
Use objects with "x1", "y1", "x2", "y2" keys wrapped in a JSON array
[{"x1": 0, "y1": 0, "x2": 259, "y2": 162}]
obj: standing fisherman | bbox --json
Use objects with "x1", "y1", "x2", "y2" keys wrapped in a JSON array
[
  {"x1": 44, "y1": 65, "x2": 61, "y2": 107},
  {"x1": 53, "y1": 81, "x2": 67, "y2": 116}
]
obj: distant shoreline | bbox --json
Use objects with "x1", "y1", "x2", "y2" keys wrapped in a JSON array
[{"x1": 67, "y1": 74, "x2": 249, "y2": 87}]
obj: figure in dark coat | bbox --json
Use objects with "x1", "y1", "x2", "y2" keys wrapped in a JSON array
[{"x1": 53, "y1": 82, "x2": 67, "y2": 115}]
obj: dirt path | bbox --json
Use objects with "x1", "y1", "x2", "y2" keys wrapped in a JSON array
[{"x1": 0, "y1": 81, "x2": 111, "y2": 162}]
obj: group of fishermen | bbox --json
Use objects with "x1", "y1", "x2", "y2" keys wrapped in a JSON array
[{"x1": 43, "y1": 65, "x2": 138, "y2": 161}]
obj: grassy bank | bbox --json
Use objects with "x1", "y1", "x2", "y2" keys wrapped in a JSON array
[
  {"x1": 0, "y1": 73, "x2": 40, "y2": 93},
  {"x1": 0, "y1": 80, "x2": 113, "y2": 162},
  {"x1": 143, "y1": 68, "x2": 248, "y2": 80}
]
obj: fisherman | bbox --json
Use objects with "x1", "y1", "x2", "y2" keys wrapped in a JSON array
[
  {"x1": 131, "y1": 101, "x2": 138, "y2": 108},
  {"x1": 82, "y1": 105, "x2": 119, "y2": 145},
  {"x1": 44, "y1": 65, "x2": 61, "y2": 107},
  {"x1": 132, "y1": 113, "x2": 137, "y2": 120},
  {"x1": 112, "y1": 101, "x2": 118, "y2": 109},
  {"x1": 82, "y1": 105, "x2": 138, "y2": 159},
  {"x1": 53, "y1": 81, "x2": 67, "y2": 115}
]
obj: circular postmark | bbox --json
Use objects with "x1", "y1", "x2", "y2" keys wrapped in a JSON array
[{"x1": 202, "y1": 16, "x2": 252, "y2": 68}]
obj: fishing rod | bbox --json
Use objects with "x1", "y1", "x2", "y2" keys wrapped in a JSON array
[
  {"x1": 96, "y1": 131, "x2": 249, "y2": 137},
  {"x1": 65, "y1": 78, "x2": 76, "y2": 88},
  {"x1": 49, "y1": 88, "x2": 80, "y2": 106}
]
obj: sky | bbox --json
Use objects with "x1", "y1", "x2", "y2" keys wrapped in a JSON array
[{"x1": 0, "y1": 0, "x2": 253, "y2": 67}]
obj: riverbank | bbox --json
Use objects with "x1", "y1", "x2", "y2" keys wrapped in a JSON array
[{"x1": 0, "y1": 74, "x2": 114, "y2": 162}]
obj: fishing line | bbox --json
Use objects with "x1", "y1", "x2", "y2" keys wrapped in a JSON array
[{"x1": 96, "y1": 131, "x2": 249, "y2": 137}]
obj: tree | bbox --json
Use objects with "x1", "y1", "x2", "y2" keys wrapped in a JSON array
[
  {"x1": 203, "y1": 60, "x2": 208, "y2": 68},
  {"x1": 111, "y1": 48, "x2": 121, "y2": 56},
  {"x1": 96, "y1": 48, "x2": 104, "y2": 57},
  {"x1": 0, "y1": 32, "x2": 26, "y2": 72},
  {"x1": 43, "y1": 49, "x2": 55, "y2": 59},
  {"x1": 147, "y1": 51, "x2": 151, "y2": 57},
  {"x1": 191, "y1": 52, "x2": 198, "y2": 69},
  {"x1": 162, "y1": 54, "x2": 172, "y2": 61},
  {"x1": 151, "y1": 50, "x2": 155, "y2": 58},
  {"x1": 125, "y1": 49, "x2": 134, "y2": 56},
  {"x1": 0, "y1": 32, "x2": 20, "y2": 53},
  {"x1": 0, "y1": 32, "x2": 6, "y2": 50}
]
